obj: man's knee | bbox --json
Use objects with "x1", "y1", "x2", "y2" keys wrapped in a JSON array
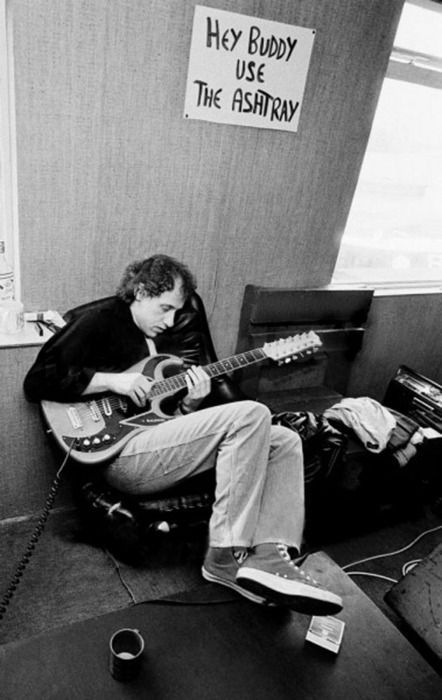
[
  {"x1": 237, "y1": 400, "x2": 272, "y2": 424},
  {"x1": 270, "y1": 424, "x2": 302, "y2": 453}
]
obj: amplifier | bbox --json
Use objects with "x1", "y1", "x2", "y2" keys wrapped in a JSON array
[{"x1": 384, "y1": 365, "x2": 442, "y2": 434}]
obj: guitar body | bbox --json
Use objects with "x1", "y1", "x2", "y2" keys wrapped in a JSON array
[{"x1": 41, "y1": 354, "x2": 185, "y2": 465}]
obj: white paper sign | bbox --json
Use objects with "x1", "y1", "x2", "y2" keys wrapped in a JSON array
[{"x1": 184, "y1": 6, "x2": 315, "y2": 132}]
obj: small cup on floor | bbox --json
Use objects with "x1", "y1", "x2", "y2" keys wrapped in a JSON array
[{"x1": 109, "y1": 628, "x2": 145, "y2": 682}]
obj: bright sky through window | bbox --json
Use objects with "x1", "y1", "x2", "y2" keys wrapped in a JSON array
[
  {"x1": 332, "y1": 2, "x2": 442, "y2": 286},
  {"x1": 395, "y1": 2, "x2": 442, "y2": 57}
]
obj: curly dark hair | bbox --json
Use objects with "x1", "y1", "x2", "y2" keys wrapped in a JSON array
[{"x1": 116, "y1": 254, "x2": 197, "y2": 303}]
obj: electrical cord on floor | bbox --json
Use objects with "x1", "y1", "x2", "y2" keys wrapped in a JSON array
[
  {"x1": 102, "y1": 548, "x2": 245, "y2": 606},
  {"x1": 103, "y1": 548, "x2": 138, "y2": 605},
  {"x1": 0, "y1": 441, "x2": 76, "y2": 623},
  {"x1": 342, "y1": 571, "x2": 399, "y2": 584},
  {"x1": 401, "y1": 559, "x2": 422, "y2": 576},
  {"x1": 342, "y1": 524, "x2": 442, "y2": 584}
]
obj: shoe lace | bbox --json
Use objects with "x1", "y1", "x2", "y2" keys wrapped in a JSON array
[
  {"x1": 233, "y1": 548, "x2": 248, "y2": 565},
  {"x1": 276, "y1": 544, "x2": 318, "y2": 585}
]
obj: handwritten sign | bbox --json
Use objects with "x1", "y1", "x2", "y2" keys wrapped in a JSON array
[{"x1": 184, "y1": 6, "x2": 315, "y2": 132}]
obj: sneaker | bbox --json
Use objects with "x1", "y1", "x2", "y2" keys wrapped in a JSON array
[
  {"x1": 236, "y1": 543, "x2": 343, "y2": 616},
  {"x1": 202, "y1": 547, "x2": 269, "y2": 605}
]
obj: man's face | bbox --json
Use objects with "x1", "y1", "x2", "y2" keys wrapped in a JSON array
[{"x1": 130, "y1": 279, "x2": 185, "y2": 338}]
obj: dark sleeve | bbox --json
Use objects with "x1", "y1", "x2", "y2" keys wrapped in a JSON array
[{"x1": 23, "y1": 312, "x2": 110, "y2": 402}]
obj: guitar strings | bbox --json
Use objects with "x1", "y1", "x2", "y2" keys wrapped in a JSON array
[
  {"x1": 80, "y1": 349, "x2": 269, "y2": 414},
  {"x1": 77, "y1": 340, "x2": 308, "y2": 418}
]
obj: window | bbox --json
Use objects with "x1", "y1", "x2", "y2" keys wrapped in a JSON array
[
  {"x1": 0, "y1": 0, "x2": 20, "y2": 299},
  {"x1": 332, "y1": 0, "x2": 442, "y2": 287}
]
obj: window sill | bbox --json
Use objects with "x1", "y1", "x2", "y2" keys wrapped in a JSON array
[
  {"x1": 0, "y1": 322, "x2": 53, "y2": 349},
  {"x1": 329, "y1": 282, "x2": 442, "y2": 297},
  {"x1": 374, "y1": 284, "x2": 442, "y2": 297}
]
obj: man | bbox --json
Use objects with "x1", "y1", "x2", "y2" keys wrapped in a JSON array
[{"x1": 24, "y1": 254, "x2": 343, "y2": 615}]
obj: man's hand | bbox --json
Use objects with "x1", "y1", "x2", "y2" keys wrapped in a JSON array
[
  {"x1": 181, "y1": 365, "x2": 211, "y2": 412},
  {"x1": 107, "y1": 372, "x2": 153, "y2": 407},
  {"x1": 84, "y1": 371, "x2": 152, "y2": 408}
]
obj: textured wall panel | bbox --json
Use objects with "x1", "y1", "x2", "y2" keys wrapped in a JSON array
[
  {"x1": 12, "y1": 0, "x2": 403, "y2": 355},
  {"x1": 349, "y1": 293, "x2": 442, "y2": 400},
  {"x1": 0, "y1": 347, "x2": 71, "y2": 521}
]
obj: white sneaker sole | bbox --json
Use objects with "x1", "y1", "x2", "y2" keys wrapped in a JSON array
[
  {"x1": 201, "y1": 565, "x2": 270, "y2": 606},
  {"x1": 236, "y1": 567, "x2": 343, "y2": 616}
]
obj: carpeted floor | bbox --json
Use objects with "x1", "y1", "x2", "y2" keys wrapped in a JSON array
[
  {"x1": 323, "y1": 506, "x2": 442, "y2": 624},
  {"x1": 321, "y1": 504, "x2": 442, "y2": 673},
  {"x1": 1, "y1": 500, "x2": 441, "y2": 674},
  {"x1": 0, "y1": 508, "x2": 206, "y2": 646}
]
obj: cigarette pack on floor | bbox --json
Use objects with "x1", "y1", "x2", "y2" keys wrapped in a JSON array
[{"x1": 305, "y1": 615, "x2": 345, "y2": 654}]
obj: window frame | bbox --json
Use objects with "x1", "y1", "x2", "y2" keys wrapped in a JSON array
[{"x1": 0, "y1": 0, "x2": 20, "y2": 301}]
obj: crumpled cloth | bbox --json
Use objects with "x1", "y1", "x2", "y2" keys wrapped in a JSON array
[
  {"x1": 324, "y1": 397, "x2": 396, "y2": 453},
  {"x1": 386, "y1": 408, "x2": 424, "y2": 467}
]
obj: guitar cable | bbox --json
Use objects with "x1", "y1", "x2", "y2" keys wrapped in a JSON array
[{"x1": 0, "y1": 439, "x2": 77, "y2": 623}]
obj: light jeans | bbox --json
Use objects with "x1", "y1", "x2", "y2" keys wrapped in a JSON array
[{"x1": 105, "y1": 400, "x2": 305, "y2": 550}]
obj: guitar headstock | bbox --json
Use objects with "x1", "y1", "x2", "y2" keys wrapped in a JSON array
[{"x1": 263, "y1": 332, "x2": 322, "y2": 365}]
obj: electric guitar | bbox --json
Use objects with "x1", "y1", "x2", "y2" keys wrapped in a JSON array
[{"x1": 41, "y1": 332, "x2": 322, "y2": 465}]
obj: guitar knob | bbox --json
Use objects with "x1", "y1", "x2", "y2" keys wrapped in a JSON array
[
  {"x1": 92, "y1": 437, "x2": 101, "y2": 445},
  {"x1": 82, "y1": 439, "x2": 91, "y2": 447},
  {"x1": 102, "y1": 434, "x2": 111, "y2": 442}
]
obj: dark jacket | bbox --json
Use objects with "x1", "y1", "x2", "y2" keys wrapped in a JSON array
[{"x1": 23, "y1": 297, "x2": 153, "y2": 402}]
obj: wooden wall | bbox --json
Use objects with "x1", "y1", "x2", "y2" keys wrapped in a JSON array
[
  {"x1": 3, "y1": 0, "x2": 441, "y2": 521},
  {"x1": 0, "y1": 347, "x2": 74, "y2": 521},
  {"x1": 349, "y1": 292, "x2": 442, "y2": 399}
]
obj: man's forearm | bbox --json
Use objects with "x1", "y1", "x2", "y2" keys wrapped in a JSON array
[
  {"x1": 82, "y1": 372, "x2": 115, "y2": 395},
  {"x1": 82, "y1": 370, "x2": 153, "y2": 408}
]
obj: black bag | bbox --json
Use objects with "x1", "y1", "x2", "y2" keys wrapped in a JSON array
[{"x1": 271, "y1": 411, "x2": 347, "y2": 485}]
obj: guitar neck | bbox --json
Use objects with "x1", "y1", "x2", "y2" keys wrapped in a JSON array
[{"x1": 149, "y1": 348, "x2": 267, "y2": 398}]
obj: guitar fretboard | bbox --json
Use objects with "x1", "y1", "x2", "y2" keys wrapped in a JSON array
[{"x1": 148, "y1": 348, "x2": 267, "y2": 398}]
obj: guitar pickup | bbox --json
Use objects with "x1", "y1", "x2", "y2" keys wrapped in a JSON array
[
  {"x1": 88, "y1": 401, "x2": 102, "y2": 422},
  {"x1": 100, "y1": 398, "x2": 113, "y2": 417},
  {"x1": 67, "y1": 406, "x2": 82, "y2": 430}
]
